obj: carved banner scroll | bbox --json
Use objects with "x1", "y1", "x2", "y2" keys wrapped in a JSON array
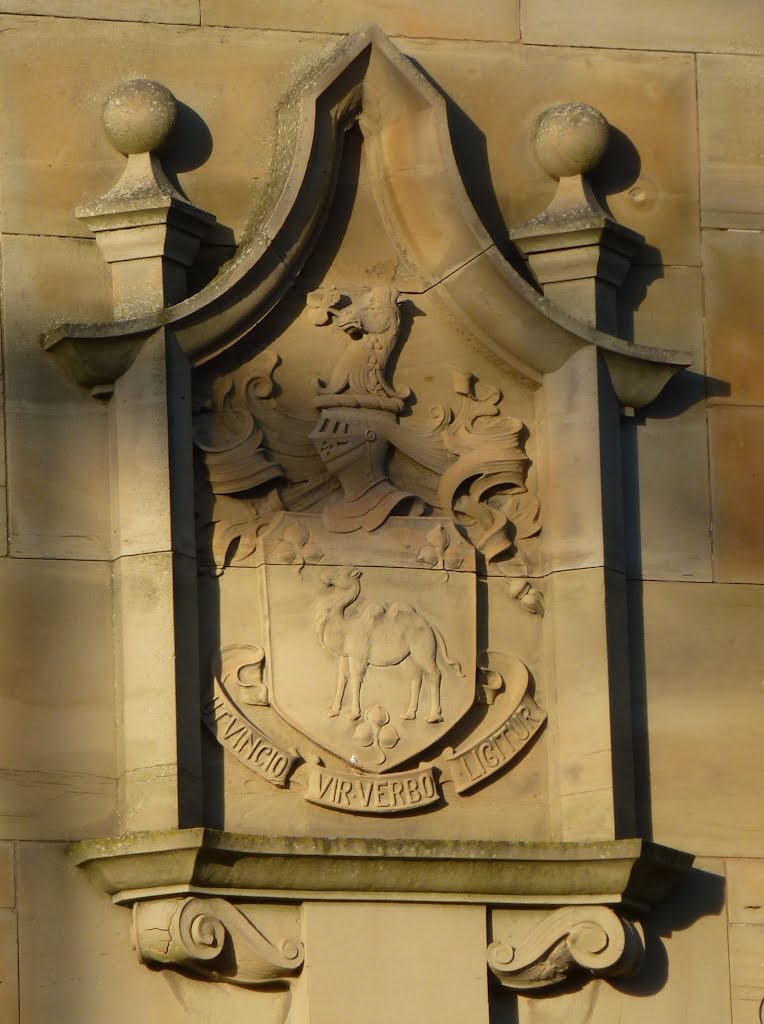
[
  {"x1": 202, "y1": 678, "x2": 299, "y2": 787},
  {"x1": 447, "y1": 694, "x2": 546, "y2": 794},
  {"x1": 305, "y1": 765, "x2": 439, "y2": 814}
]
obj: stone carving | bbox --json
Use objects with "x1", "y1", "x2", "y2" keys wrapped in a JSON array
[
  {"x1": 190, "y1": 282, "x2": 550, "y2": 810},
  {"x1": 202, "y1": 515, "x2": 546, "y2": 813},
  {"x1": 273, "y1": 519, "x2": 323, "y2": 573},
  {"x1": 308, "y1": 285, "x2": 424, "y2": 532},
  {"x1": 511, "y1": 103, "x2": 643, "y2": 334},
  {"x1": 305, "y1": 764, "x2": 439, "y2": 813},
  {"x1": 193, "y1": 352, "x2": 284, "y2": 495},
  {"x1": 203, "y1": 646, "x2": 300, "y2": 786},
  {"x1": 446, "y1": 693, "x2": 546, "y2": 794},
  {"x1": 76, "y1": 79, "x2": 215, "y2": 333},
  {"x1": 423, "y1": 367, "x2": 543, "y2": 609},
  {"x1": 311, "y1": 285, "x2": 409, "y2": 412},
  {"x1": 315, "y1": 566, "x2": 461, "y2": 724},
  {"x1": 445, "y1": 652, "x2": 546, "y2": 793},
  {"x1": 192, "y1": 310, "x2": 543, "y2": 614},
  {"x1": 487, "y1": 906, "x2": 644, "y2": 990},
  {"x1": 44, "y1": 25, "x2": 689, "y2": 411},
  {"x1": 133, "y1": 897, "x2": 304, "y2": 986},
  {"x1": 352, "y1": 704, "x2": 400, "y2": 765},
  {"x1": 417, "y1": 524, "x2": 464, "y2": 579},
  {"x1": 213, "y1": 643, "x2": 268, "y2": 707}
]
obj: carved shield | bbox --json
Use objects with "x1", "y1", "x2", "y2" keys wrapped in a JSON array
[{"x1": 259, "y1": 512, "x2": 477, "y2": 772}]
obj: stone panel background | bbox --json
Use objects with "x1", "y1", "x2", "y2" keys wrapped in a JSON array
[{"x1": 0, "y1": 0, "x2": 761, "y2": 1020}]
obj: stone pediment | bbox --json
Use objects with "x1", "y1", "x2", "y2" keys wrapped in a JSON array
[{"x1": 43, "y1": 23, "x2": 689, "y2": 408}]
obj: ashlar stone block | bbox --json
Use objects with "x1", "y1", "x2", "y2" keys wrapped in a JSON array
[
  {"x1": 709, "y1": 406, "x2": 764, "y2": 584},
  {"x1": 402, "y1": 39, "x2": 700, "y2": 267},
  {"x1": 729, "y1": 923, "x2": 764, "y2": 1024},
  {"x1": 705, "y1": 228, "x2": 764, "y2": 406},
  {"x1": 0, "y1": 17, "x2": 332, "y2": 241},
  {"x1": 728, "y1": 860, "x2": 764, "y2": 927},
  {"x1": 0, "y1": 0, "x2": 198, "y2": 23},
  {"x1": 632, "y1": 580, "x2": 764, "y2": 856},
  {"x1": 622, "y1": 266, "x2": 711, "y2": 582},
  {"x1": 0, "y1": 908, "x2": 18, "y2": 1024},
  {"x1": 2, "y1": 233, "x2": 113, "y2": 560},
  {"x1": 699, "y1": 55, "x2": 764, "y2": 229},
  {"x1": 202, "y1": 0, "x2": 520, "y2": 42},
  {"x1": 0, "y1": 846, "x2": 13, "y2": 911},
  {"x1": 0, "y1": 557, "x2": 116, "y2": 840},
  {"x1": 522, "y1": 0, "x2": 764, "y2": 55},
  {"x1": 293, "y1": 902, "x2": 489, "y2": 1024}
]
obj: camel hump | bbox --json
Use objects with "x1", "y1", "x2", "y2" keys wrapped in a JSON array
[
  {"x1": 388, "y1": 602, "x2": 416, "y2": 619},
  {"x1": 360, "y1": 601, "x2": 386, "y2": 625}
]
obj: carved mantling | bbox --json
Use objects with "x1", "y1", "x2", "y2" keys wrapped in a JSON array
[
  {"x1": 41, "y1": 24, "x2": 689, "y2": 408},
  {"x1": 191, "y1": 284, "x2": 543, "y2": 611}
]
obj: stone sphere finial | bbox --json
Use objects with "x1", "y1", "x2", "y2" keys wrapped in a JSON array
[
  {"x1": 102, "y1": 79, "x2": 178, "y2": 156},
  {"x1": 532, "y1": 102, "x2": 609, "y2": 180}
]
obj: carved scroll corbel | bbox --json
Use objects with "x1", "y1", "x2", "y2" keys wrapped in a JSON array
[
  {"x1": 133, "y1": 897, "x2": 304, "y2": 986},
  {"x1": 487, "y1": 905, "x2": 644, "y2": 990}
]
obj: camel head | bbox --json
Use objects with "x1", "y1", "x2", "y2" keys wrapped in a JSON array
[{"x1": 320, "y1": 566, "x2": 363, "y2": 591}]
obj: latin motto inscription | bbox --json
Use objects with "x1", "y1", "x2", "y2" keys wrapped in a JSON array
[
  {"x1": 202, "y1": 680, "x2": 299, "y2": 787},
  {"x1": 447, "y1": 695, "x2": 546, "y2": 793},
  {"x1": 305, "y1": 766, "x2": 439, "y2": 813}
]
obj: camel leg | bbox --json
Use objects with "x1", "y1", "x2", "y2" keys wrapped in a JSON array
[
  {"x1": 409, "y1": 629, "x2": 443, "y2": 723},
  {"x1": 425, "y1": 666, "x2": 443, "y2": 724},
  {"x1": 401, "y1": 671, "x2": 421, "y2": 720},
  {"x1": 328, "y1": 656, "x2": 348, "y2": 717},
  {"x1": 347, "y1": 657, "x2": 365, "y2": 720}
]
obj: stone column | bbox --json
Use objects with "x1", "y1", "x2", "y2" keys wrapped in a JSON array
[
  {"x1": 539, "y1": 345, "x2": 635, "y2": 840},
  {"x1": 78, "y1": 80, "x2": 213, "y2": 830}
]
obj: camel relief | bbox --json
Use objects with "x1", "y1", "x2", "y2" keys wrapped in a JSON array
[{"x1": 314, "y1": 567, "x2": 462, "y2": 724}]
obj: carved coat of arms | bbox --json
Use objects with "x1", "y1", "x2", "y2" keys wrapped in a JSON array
[{"x1": 196, "y1": 285, "x2": 545, "y2": 815}]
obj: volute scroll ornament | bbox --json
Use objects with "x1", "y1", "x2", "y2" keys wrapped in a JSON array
[
  {"x1": 487, "y1": 905, "x2": 645, "y2": 991},
  {"x1": 133, "y1": 897, "x2": 304, "y2": 987}
]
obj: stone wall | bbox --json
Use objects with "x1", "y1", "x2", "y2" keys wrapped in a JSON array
[{"x1": 0, "y1": 2, "x2": 761, "y2": 1022}]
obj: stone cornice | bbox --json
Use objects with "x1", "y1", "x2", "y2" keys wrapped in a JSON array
[{"x1": 71, "y1": 829, "x2": 692, "y2": 913}]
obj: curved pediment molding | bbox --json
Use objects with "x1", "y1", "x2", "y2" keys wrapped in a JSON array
[{"x1": 42, "y1": 23, "x2": 689, "y2": 407}]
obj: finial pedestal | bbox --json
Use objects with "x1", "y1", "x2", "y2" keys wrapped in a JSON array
[
  {"x1": 78, "y1": 79, "x2": 214, "y2": 318},
  {"x1": 511, "y1": 103, "x2": 642, "y2": 334}
]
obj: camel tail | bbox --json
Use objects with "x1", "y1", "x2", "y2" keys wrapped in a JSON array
[{"x1": 433, "y1": 624, "x2": 462, "y2": 676}]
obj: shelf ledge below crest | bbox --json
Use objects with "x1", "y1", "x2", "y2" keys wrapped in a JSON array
[{"x1": 71, "y1": 828, "x2": 693, "y2": 914}]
